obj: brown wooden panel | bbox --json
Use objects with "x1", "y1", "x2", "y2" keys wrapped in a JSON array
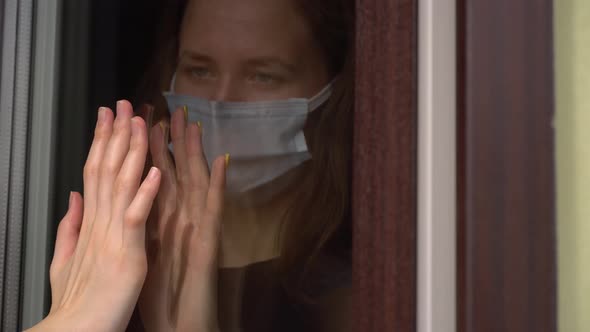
[
  {"x1": 353, "y1": 0, "x2": 418, "y2": 331},
  {"x1": 457, "y1": 1, "x2": 556, "y2": 331}
]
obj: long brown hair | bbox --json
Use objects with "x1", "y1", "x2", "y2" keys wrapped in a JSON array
[{"x1": 136, "y1": 0, "x2": 355, "y2": 299}]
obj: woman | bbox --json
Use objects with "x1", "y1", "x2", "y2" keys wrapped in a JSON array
[{"x1": 28, "y1": 0, "x2": 353, "y2": 330}]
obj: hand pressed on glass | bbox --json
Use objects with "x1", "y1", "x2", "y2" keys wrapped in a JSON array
[
  {"x1": 27, "y1": 101, "x2": 161, "y2": 332},
  {"x1": 138, "y1": 106, "x2": 227, "y2": 332}
]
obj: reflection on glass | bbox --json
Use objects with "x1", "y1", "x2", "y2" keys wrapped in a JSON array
[{"x1": 124, "y1": 0, "x2": 353, "y2": 331}]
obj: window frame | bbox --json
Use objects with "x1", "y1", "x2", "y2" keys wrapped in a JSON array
[{"x1": 456, "y1": 1, "x2": 557, "y2": 331}]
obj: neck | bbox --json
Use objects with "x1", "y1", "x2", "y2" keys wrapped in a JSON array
[
  {"x1": 217, "y1": 163, "x2": 308, "y2": 268},
  {"x1": 218, "y1": 186, "x2": 294, "y2": 268}
]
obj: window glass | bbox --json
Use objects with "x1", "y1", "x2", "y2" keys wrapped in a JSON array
[{"x1": 54, "y1": 1, "x2": 353, "y2": 331}]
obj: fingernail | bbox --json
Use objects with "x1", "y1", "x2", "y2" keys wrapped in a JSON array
[
  {"x1": 183, "y1": 105, "x2": 188, "y2": 123},
  {"x1": 159, "y1": 121, "x2": 168, "y2": 133},
  {"x1": 98, "y1": 107, "x2": 106, "y2": 124},
  {"x1": 225, "y1": 153, "x2": 230, "y2": 167},
  {"x1": 159, "y1": 121, "x2": 169, "y2": 139},
  {"x1": 131, "y1": 117, "x2": 140, "y2": 136},
  {"x1": 116, "y1": 100, "x2": 123, "y2": 115},
  {"x1": 68, "y1": 191, "x2": 73, "y2": 207},
  {"x1": 197, "y1": 121, "x2": 202, "y2": 129},
  {"x1": 147, "y1": 167, "x2": 160, "y2": 181},
  {"x1": 143, "y1": 104, "x2": 154, "y2": 128},
  {"x1": 188, "y1": 122, "x2": 199, "y2": 137},
  {"x1": 144, "y1": 105, "x2": 154, "y2": 138}
]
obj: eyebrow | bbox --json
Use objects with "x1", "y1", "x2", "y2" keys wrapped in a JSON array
[
  {"x1": 244, "y1": 57, "x2": 298, "y2": 73},
  {"x1": 180, "y1": 51, "x2": 214, "y2": 63},
  {"x1": 180, "y1": 51, "x2": 297, "y2": 73}
]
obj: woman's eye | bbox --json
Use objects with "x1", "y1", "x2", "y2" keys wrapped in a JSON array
[
  {"x1": 188, "y1": 67, "x2": 212, "y2": 79},
  {"x1": 250, "y1": 72, "x2": 278, "y2": 84}
]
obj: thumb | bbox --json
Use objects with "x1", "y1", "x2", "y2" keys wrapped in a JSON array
[{"x1": 50, "y1": 192, "x2": 83, "y2": 278}]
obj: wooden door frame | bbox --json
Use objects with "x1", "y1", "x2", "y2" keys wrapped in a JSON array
[
  {"x1": 456, "y1": 1, "x2": 557, "y2": 331},
  {"x1": 353, "y1": 0, "x2": 418, "y2": 331}
]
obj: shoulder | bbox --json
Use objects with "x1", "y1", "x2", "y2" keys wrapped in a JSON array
[
  {"x1": 303, "y1": 253, "x2": 352, "y2": 332},
  {"x1": 304, "y1": 252, "x2": 351, "y2": 298}
]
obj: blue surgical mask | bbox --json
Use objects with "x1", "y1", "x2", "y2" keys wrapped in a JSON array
[{"x1": 163, "y1": 77, "x2": 333, "y2": 193}]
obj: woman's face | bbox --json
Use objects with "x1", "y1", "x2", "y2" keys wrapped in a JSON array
[{"x1": 175, "y1": 0, "x2": 330, "y2": 102}]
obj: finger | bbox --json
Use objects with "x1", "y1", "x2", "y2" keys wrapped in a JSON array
[
  {"x1": 187, "y1": 156, "x2": 225, "y2": 271},
  {"x1": 145, "y1": 207, "x2": 161, "y2": 264},
  {"x1": 199, "y1": 155, "x2": 227, "y2": 252},
  {"x1": 136, "y1": 104, "x2": 154, "y2": 135},
  {"x1": 170, "y1": 106, "x2": 190, "y2": 186},
  {"x1": 95, "y1": 100, "x2": 134, "y2": 234},
  {"x1": 50, "y1": 192, "x2": 84, "y2": 278},
  {"x1": 80, "y1": 107, "x2": 113, "y2": 238},
  {"x1": 185, "y1": 122, "x2": 210, "y2": 190},
  {"x1": 110, "y1": 117, "x2": 149, "y2": 242},
  {"x1": 136, "y1": 104, "x2": 154, "y2": 178},
  {"x1": 64, "y1": 108, "x2": 113, "y2": 302},
  {"x1": 123, "y1": 167, "x2": 161, "y2": 252},
  {"x1": 150, "y1": 121, "x2": 177, "y2": 224},
  {"x1": 206, "y1": 155, "x2": 227, "y2": 215},
  {"x1": 150, "y1": 121, "x2": 181, "y2": 255}
]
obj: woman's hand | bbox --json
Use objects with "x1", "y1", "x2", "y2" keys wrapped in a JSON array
[
  {"x1": 138, "y1": 107, "x2": 227, "y2": 331},
  {"x1": 27, "y1": 101, "x2": 161, "y2": 332}
]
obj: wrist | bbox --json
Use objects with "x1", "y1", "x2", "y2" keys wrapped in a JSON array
[
  {"x1": 24, "y1": 316, "x2": 63, "y2": 332},
  {"x1": 25, "y1": 310, "x2": 93, "y2": 332}
]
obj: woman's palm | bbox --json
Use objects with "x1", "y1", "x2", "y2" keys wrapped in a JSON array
[{"x1": 138, "y1": 110, "x2": 226, "y2": 332}]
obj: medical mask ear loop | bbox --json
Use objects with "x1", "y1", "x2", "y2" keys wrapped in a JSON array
[
  {"x1": 308, "y1": 80, "x2": 335, "y2": 111},
  {"x1": 292, "y1": 79, "x2": 336, "y2": 150}
]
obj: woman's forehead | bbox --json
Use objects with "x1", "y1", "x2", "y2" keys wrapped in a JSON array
[
  {"x1": 180, "y1": 0, "x2": 314, "y2": 62},
  {"x1": 186, "y1": 0, "x2": 299, "y2": 19},
  {"x1": 181, "y1": 0, "x2": 311, "y2": 41}
]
